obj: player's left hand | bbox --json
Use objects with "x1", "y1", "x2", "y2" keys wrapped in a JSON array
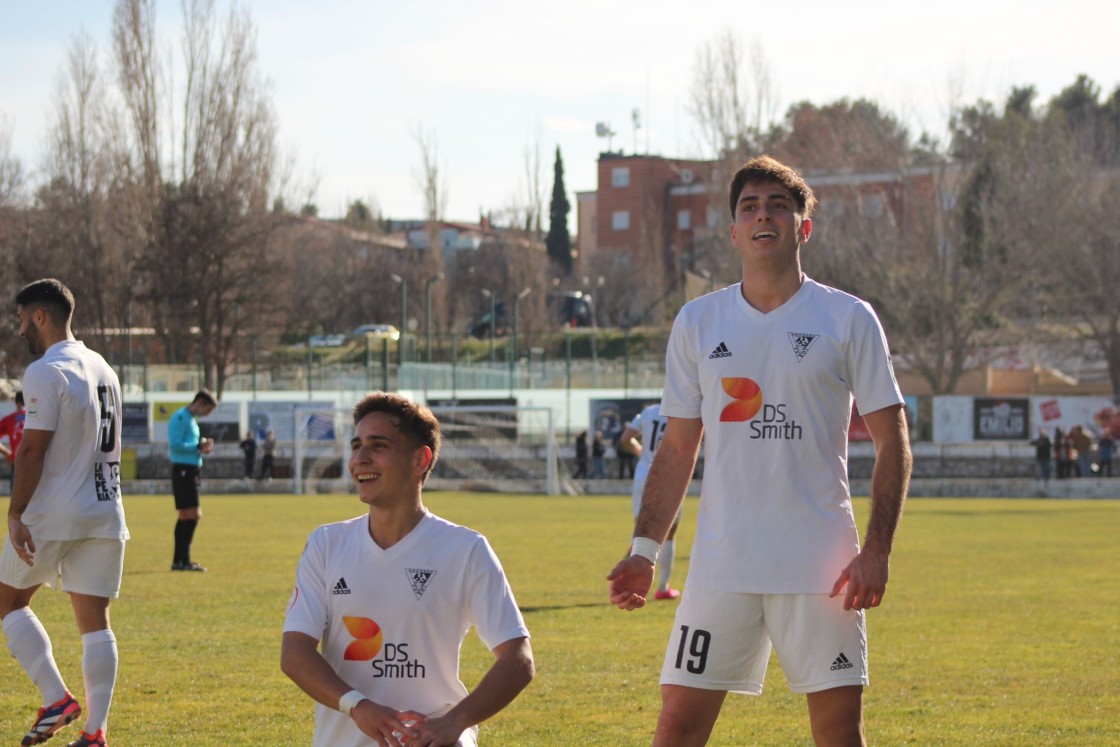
[
  {"x1": 829, "y1": 548, "x2": 889, "y2": 611},
  {"x1": 607, "y1": 555, "x2": 654, "y2": 611},
  {"x1": 7, "y1": 516, "x2": 35, "y2": 566},
  {"x1": 406, "y1": 711, "x2": 468, "y2": 746}
]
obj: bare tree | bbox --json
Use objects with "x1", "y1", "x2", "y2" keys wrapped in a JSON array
[
  {"x1": 412, "y1": 123, "x2": 448, "y2": 333},
  {"x1": 112, "y1": 0, "x2": 284, "y2": 394},
  {"x1": 0, "y1": 116, "x2": 23, "y2": 208},
  {"x1": 0, "y1": 117, "x2": 27, "y2": 377},
  {"x1": 28, "y1": 31, "x2": 131, "y2": 353},
  {"x1": 687, "y1": 29, "x2": 778, "y2": 162}
]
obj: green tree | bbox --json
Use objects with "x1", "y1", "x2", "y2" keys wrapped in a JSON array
[{"x1": 545, "y1": 145, "x2": 571, "y2": 275}]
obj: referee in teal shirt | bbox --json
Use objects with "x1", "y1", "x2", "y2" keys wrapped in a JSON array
[{"x1": 168, "y1": 390, "x2": 217, "y2": 571}]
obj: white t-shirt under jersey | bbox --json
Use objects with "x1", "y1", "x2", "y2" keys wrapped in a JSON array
[
  {"x1": 629, "y1": 403, "x2": 668, "y2": 515},
  {"x1": 661, "y1": 278, "x2": 903, "y2": 593},
  {"x1": 20, "y1": 340, "x2": 128, "y2": 541},
  {"x1": 284, "y1": 512, "x2": 530, "y2": 747}
]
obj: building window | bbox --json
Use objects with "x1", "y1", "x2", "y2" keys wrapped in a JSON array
[
  {"x1": 611, "y1": 211, "x2": 630, "y2": 230},
  {"x1": 677, "y1": 210, "x2": 691, "y2": 230},
  {"x1": 707, "y1": 206, "x2": 721, "y2": 228},
  {"x1": 611, "y1": 167, "x2": 630, "y2": 188}
]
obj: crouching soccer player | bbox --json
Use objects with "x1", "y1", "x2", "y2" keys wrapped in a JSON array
[{"x1": 282, "y1": 392, "x2": 534, "y2": 746}]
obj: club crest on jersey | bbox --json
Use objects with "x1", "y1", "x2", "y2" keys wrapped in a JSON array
[
  {"x1": 406, "y1": 568, "x2": 437, "y2": 600},
  {"x1": 788, "y1": 332, "x2": 819, "y2": 362}
]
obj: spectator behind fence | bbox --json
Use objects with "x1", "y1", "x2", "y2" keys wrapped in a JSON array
[
  {"x1": 1097, "y1": 432, "x2": 1114, "y2": 477},
  {"x1": 1071, "y1": 425, "x2": 1092, "y2": 477},
  {"x1": 1054, "y1": 427, "x2": 1071, "y2": 479},
  {"x1": 1030, "y1": 428, "x2": 1052, "y2": 482}
]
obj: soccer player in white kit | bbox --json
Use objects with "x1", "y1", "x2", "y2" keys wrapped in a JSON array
[
  {"x1": 617, "y1": 403, "x2": 681, "y2": 599},
  {"x1": 282, "y1": 392, "x2": 534, "y2": 746},
  {"x1": 1, "y1": 279, "x2": 127, "y2": 747},
  {"x1": 608, "y1": 156, "x2": 912, "y2": 747}
]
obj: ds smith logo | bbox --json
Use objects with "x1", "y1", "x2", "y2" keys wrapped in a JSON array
[
  {"x1": 719, "y1": 377, "x2": 803, "y2": 440},
  {"x1": 342, "y1": 616, "x2": 426, "y2": 678}
]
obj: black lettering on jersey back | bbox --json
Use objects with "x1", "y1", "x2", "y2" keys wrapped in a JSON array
[
  {"x1": 95, "y1": 462, "x2": 121, "y2": 502},
  {"x1": 406, "y1": 568, "x2": 437, "y2": 599}
]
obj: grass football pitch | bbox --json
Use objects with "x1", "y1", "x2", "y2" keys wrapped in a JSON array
[{"x1": 1, "y1": 492, "x2": 1118, "y2": 746}]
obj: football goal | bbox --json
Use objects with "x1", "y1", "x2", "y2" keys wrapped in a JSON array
[{"x1": 291, "y1": 404, "x2": 560, "y2": 495}]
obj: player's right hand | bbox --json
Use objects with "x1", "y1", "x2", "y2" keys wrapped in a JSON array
[
  {"x1": 607, "y1": 555, "x2": 654, "y2": 611},
  {"x1": 351, "y1": 698, "x2": 421, "y2": 746},
  {"x1": 7, "y1": 516, "x2": 35, "y2": 566}
]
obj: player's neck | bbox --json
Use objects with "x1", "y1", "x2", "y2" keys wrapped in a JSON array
[
  {"x1": 740, "y1": 263, "x2": 803, "y2": 313},
  {"x1": 367, "y1": 500, "x2": 426, "y2": 550}
]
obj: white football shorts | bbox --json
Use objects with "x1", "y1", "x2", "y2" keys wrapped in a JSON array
[
  {"x1": 659, "y1": 588, "x2": 868, "y2": 695},
  {"x1": 0, "y1": 536, "x2": 126, "y2": 599}
]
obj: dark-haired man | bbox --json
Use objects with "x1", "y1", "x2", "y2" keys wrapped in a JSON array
[
  {"x1": 609, "y1": 156, "x2": 912, "y2": 746},
  {"x1": 1, "y1": 278, "x2": 127, "y2": 747},
  {"x1": 282, "y1": 391, "x2": 534, "y2": 746},
  {"x1": 168, "y1": 390, "x2": 217, "y2": 571}
]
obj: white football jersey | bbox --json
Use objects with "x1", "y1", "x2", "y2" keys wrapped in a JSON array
[
  {"x1": 661, "y1": 278, "x2": 903, "y2": 593},
  {"x1": 284, "y1": 512, "x2": 529, "y2": 747},
  {"x1": 629, "y1": 403, "x2": 668, "y2": 515},
  {"x1": 20, "y1": 340, "x2": 128, "y2": 541}
]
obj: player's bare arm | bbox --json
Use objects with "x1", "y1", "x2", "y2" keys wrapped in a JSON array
[
  {"x1": 7, "y1": 428, "x2": 53, "y2": 566},
  {"x1": 830, "y1": 404, "x2": 911, "y2": 610},
  {"x1": 618, "y1": 425, "x2": 642, "y2": 459},
  {"x1": 281, "y1": 631, "x2": 420, "y2": 743},
  {"x1": 415, "y1": 636, "x2": 534, "y2": 746},
  {"x1": 608, "y1": 417, "x2": 702, "y2": 611}
]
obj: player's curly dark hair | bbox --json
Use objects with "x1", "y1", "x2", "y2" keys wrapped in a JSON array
[
  {"x1": 352, "y1": 391, "x2": 442, "y2": 482},
  {"x1": 728, "y1": 155, "x2": 817, "y2": 220}
]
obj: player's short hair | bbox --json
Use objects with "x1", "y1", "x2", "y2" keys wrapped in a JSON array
[
  {"x1": 15, "y1": 278, "x2": 75, "y2": 325},
  {"x1": 14, "y1": 391, "x2": 23, "y2": 407},
  {"x1": 192, "y1": 390, "x2": 218, "y2": 408},
  {"x1": 728, "y1": 155, "x2": 817, "y2": 220},
  {"x1": 352, "y1": 391, "x2": 442, "y2": 482}
]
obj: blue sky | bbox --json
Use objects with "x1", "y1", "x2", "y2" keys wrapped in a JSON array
[{"x1": 2, "y1": 0, "x2": 1118, "y2": 224}]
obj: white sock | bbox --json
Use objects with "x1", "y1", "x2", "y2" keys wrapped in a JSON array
[
  {"x1": 81, "y1": 629, "x2": 118, "y2": 735},
  {"x1": 2, "y1": 608, "x2": 68, "y2": 705},
  {"x1": 657, "y1": 539, "x2": 675, "y2": 591}
]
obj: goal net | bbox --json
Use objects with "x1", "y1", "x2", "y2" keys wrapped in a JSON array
[{"x1": 291, "y1": 404, "x2": 560, "y2": 495}]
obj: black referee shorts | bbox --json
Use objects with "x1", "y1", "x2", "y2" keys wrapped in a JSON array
[{"x1": 171, "y1": 464, "x2": 202, "y2": 510}]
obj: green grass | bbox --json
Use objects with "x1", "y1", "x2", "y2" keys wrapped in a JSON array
[{"x1": 1, "y1": 493, "x2": 1118, "y2": 745}]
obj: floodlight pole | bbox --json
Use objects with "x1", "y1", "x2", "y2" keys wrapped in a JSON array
[
  {"x1": 511, "y1": 287, "x2": 532, "y2": 390},
  {"x1": 390, "y1": 273, "x2": 407, "y2": 367},
  {"x1": 424, "y1": 273, "x2": 443, "y2": 365},
  {"x1": 481, "y1": 288, "x2": 496, "y2": 365}
]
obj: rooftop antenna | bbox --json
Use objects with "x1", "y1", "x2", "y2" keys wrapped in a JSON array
[
  {"x1": 631, "y1": 109, "x2": 641, "y2": 155},
  {"x1": 595, "y1": 121, "x2": 616, "y2": 153}
]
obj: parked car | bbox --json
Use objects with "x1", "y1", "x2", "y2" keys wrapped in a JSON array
[
  {"x1": 351, "y1": 323, "x2": 401, "y2": 341},
  {"x1": 467, "y1": 303, "x2": 510, "y2": 339},
  {"x1": 548, "y1": 291, "x2": 595, "y2": 328}
]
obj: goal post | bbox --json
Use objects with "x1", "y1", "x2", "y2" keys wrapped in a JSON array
[{"x1": 291, "y1": 403, "x2": 559, "y2": 496}]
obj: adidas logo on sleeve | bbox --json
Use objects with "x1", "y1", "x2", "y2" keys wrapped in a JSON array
[{"x1": 332, "y1": 578, "x2": 352, "y2": 595}]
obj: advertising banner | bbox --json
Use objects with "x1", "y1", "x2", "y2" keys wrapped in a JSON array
[{"x1": 973, "y1": 398, "x2": 1030, "y2": 440}]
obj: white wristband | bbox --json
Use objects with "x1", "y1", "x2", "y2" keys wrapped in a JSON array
[
  {"x1": 630, "y1": 536, "x2": 660, "y2": 565},
  {"x1": 338, "y1": 689, "x2": 366, "y2": 716}
]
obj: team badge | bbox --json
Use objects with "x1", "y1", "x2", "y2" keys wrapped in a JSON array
[
  {"x1": 788, "y1": 332, "x2": 819, "y2": 362},
  {"x1": 406, "y1": 568, "x2": 437, "y2": 599}
]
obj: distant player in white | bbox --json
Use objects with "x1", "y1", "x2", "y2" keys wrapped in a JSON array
[
  {"x1": 617, "y1": 403, "x2": 681, "y2": 599},
  {"x1": 282, "y1": 392, "x2": 534, "y2": 747},
  {"x1": 609, "y1": 156, "x2": 912, "y2": 747},
  {"x1": 1, "y1": 279, "x2": 127, "y2": 747}
]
